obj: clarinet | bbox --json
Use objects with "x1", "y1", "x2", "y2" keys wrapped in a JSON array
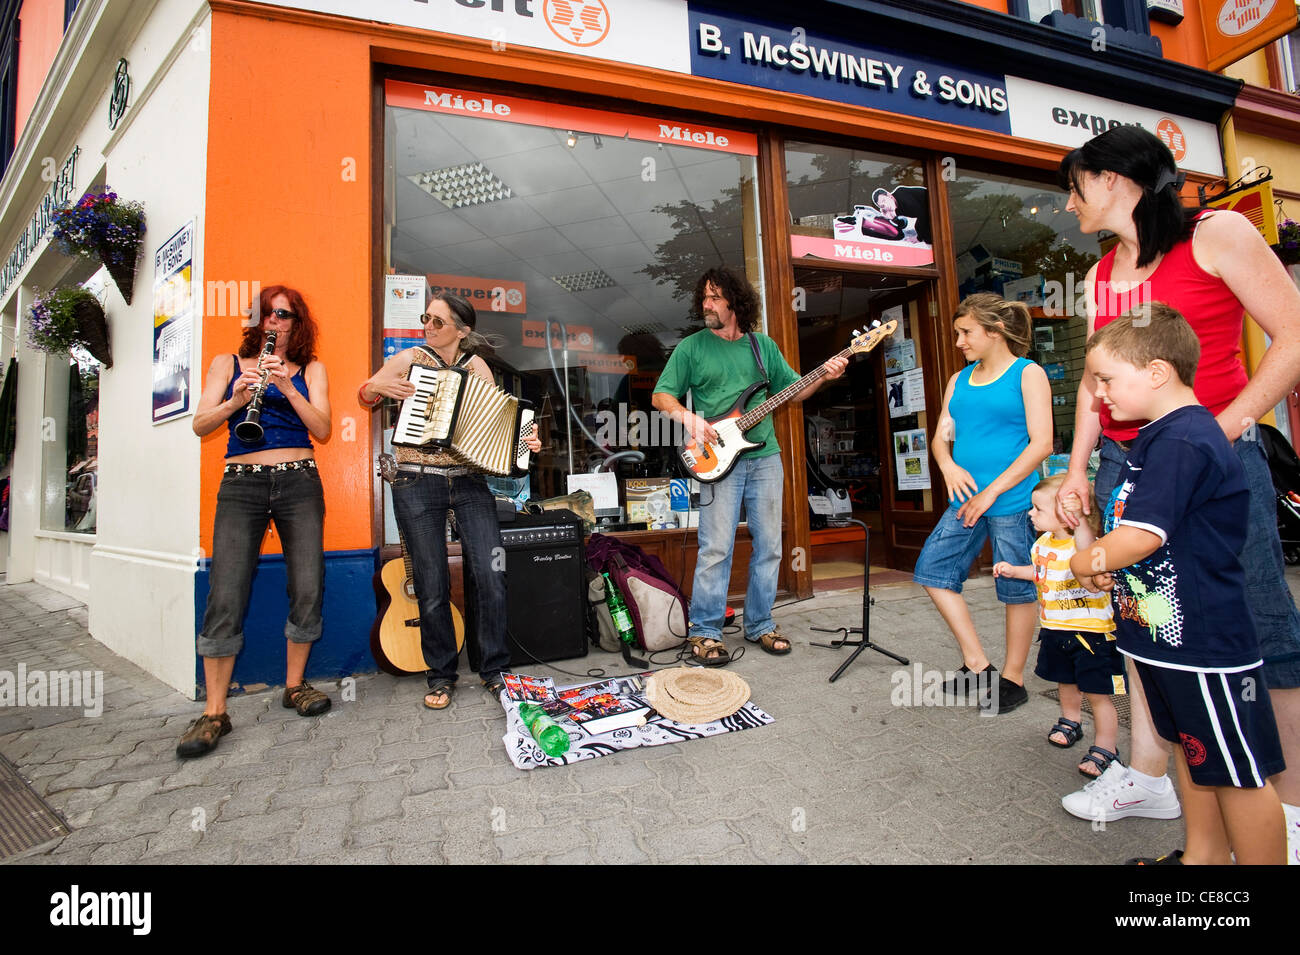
[{"x1": 234, "y1": 330, "x2": 279, "y2": 442}]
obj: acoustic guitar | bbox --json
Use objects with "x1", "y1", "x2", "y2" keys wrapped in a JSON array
[
  {"x1": 369, "y1": 536, "x2": 464, "y2": 675},
  {"x1": 677, "y1": 321, "x2": 898, "y2": 484}
]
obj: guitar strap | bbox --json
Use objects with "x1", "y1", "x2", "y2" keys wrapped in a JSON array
[{"x1": 746, "y1": 332, "x2": 771, "y2": 393}]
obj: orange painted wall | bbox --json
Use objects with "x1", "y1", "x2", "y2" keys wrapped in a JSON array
[
  {"x1": 201, "y1": 11, "x2": 374, "y2": 553},
  {"x1": 14, "y1": 0, "x2": 65, "y2": 140}
]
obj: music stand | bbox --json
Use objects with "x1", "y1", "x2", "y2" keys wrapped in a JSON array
[{"x1": 810, "y1": 518, "x2": 909, "y2": 682}]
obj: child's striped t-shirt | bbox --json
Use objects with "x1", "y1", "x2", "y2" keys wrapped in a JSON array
[{"x1": 1032, "y1": 533, "x2": 1115, "y2": 635}]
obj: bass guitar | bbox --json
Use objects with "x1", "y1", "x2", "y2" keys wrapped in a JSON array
[
  {"x1": 677, "y1": 321, "x2": 897, "y2": 484},
  {"x1": 369, "y1": 535, "x2": 464, "y2": 676}
]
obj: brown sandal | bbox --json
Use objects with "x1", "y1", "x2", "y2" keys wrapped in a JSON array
[
  {"x1": 751, "y1": 629, "x2": 791, "y2": 655},
  {"x1": 283, "y1": 682, "x2": 331, "y2": 716},
  {"x1": 176, "y1": 712, "x2": 232, "y2": 759},
  {"x1": 686, "y1": 636, "x2": 730, "y2": 667}
]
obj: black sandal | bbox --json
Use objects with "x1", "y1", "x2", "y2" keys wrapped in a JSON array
[
  {"x1": 1078, "y1": 745, "x2": 1121, "y2": 778},
  {"x1": 1048, "y1": 717, "x2": 1084, "y2": 749},
  {"x1": 482, "y1": 674, "x2": 507, "y2": 697},
  {"x1": 423, "y1": 679, "x2": 455, "y2": 710}
]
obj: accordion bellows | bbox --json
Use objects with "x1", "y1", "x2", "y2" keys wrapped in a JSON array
[{"x1": 393, "y1": 365, "x2": 532, "y2": 476}]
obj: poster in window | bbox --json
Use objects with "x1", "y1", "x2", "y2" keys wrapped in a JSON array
[
  {"x1": 894, "y1": 427, "x2": 931, "y2": 491},
  {"x1": 152, "y1": 219, "x2": 195, "y2": 424}
]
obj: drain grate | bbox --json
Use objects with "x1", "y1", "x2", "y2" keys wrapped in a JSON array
[
  {"x1": 0, "y1": 753, "x2": 70, "y2": 859},
  {"x1": 1040, "y1": 688, "x2": 1131, "y2": 728}
]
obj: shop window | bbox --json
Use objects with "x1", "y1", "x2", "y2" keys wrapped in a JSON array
[
  {"x1": 947, "y1": 166, "x2": 1103, "y2": 463},
  {"x1": 0, "y1": 1, "x2": 18, "y2": 181},
  {"x1": 1280, "y1": 25, "x2": 1300, "y2": 93},
  {"x1": 40, "y1": 351, "x2": 99, "y2": 535},
  {"x1": 383, "y1": 80, "x2": 762, "y2": 537},
  {"x1": 1019, "y1": 0, "x2": 1104, "y2": 23},
  {"x1": 785, "y1": 141, "x2": 931, "y2": 268},
  {"x1": 1008, "y1": 0, "x2": 1159, "y2": 55}
]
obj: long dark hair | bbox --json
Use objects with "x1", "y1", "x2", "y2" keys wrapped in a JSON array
[
  {"x1": 692, "y1": 266, "x2": 761, "y2": 334},
  {"x1": 239, "y1": 285, "x2": 317, "y2": 365},
  {"x1": 1057, "y1": 125, "x2": 1200, "y2": 268}
]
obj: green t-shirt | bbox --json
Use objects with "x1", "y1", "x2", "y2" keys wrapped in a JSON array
[{"x1": 654, "y1": 329, "x2": 801, "y2": 458}]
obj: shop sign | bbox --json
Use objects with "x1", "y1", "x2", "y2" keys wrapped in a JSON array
[
  {"x1": 1203, "y1": 0, "x2": 1297, "y2": 71},
  {"x1": 521, "y1": 320, "x2": 594, "y2": 351},
  {"x1": 1205, "y1": 178, "x2": 1278, "y2": 245},
  {"x1": 152, "y1": 219, "x2": 196, "y2": 424},
  {"x1": 1147, "y1": 0, "x2": 1185, "y2": 24},
  {"x1": 583, "y1": 353, "x2": 637, "y2": 375},
  {"x1": 386, "y1": 80, "x2": 757, "y2": 156},
  {"x1": 1, "y1": 148, "x2": 80, "y2": 297},
  {"x1": 687, "y1": 8, "x2": 1012, "y2": 135},
  {"x1": 427, "y1": 273, "x2": 526, "y2": 314},
  {"x1": 254, "y1": 0, "x2": 690, "y2": 72},
  {"x1": 1003, "y1": 77, "x2": 1222, "y2": 177}
]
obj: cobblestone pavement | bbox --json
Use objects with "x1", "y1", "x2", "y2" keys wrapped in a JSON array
[{"x1": 6, "y1": 571, "x2": 1293, "y2": 865}]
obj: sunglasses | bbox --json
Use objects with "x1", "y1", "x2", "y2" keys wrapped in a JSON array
[
  {"x1": 420, "y1": 313, "x2": 452, "y2": 329},
  {"x1": 269, "y1": 308, "x2": 297, "y2": 320}
]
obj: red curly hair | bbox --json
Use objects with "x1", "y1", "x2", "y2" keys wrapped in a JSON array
[{"x1": 238, "y1": 285, "x2": 318, "y2": 365}]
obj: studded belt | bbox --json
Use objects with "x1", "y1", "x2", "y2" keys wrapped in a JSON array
[
  {"x1": 224, "y1": 459, "x2": 318, "y2": 475},
  {"x1": 397, "y1": 463, "x2": 471, "y2": 477}
]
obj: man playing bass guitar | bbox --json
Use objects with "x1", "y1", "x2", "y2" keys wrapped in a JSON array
[{"x1": 652, "y1": 267, "x2": 847, "y2": 665}]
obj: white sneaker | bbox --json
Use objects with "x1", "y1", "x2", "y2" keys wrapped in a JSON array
[{"x1": 1061, "y1": 762, "x2": 1182, "y2": 822}]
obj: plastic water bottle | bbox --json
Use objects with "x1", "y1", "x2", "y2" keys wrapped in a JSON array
[
  {"x1": 602, "y1": 572, "x2": 638, "y2": 647},
  {"x1": 518, "y1": 702, "x2": 570, "y2": 756}
]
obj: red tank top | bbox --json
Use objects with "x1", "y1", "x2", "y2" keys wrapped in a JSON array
[{"x1": 1092, "y1": 214, "x2": 1249, "y2": 441}]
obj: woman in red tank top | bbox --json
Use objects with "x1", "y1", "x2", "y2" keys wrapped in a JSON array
[{"x1": 1054, "y1": 125, "x2": 1300, "y2": 864}]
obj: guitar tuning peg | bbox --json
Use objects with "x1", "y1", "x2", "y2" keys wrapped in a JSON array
[
  {"x1": 871, "y1": 319, "x2": 881, "y2": 328},
  {"x1": 852, "y1": 328, "x2": 861, "y2": 336}
]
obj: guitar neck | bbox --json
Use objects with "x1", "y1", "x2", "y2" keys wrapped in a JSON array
[{"x1": 737, "y1": 344, "x2": 853, "y2": 431}]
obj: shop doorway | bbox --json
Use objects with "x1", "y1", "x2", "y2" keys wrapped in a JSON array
[{"x1": 793, "y1": 266, "x2": 941, "y2": 587}]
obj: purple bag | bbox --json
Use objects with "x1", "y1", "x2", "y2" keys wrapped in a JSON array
[{"x1": 585, "y1": 533, "x2": 687, "y2": 652}]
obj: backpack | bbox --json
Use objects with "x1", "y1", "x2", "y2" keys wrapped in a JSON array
[{"x1": 585, "y1": 533, "x2": 688, "y2": 654}]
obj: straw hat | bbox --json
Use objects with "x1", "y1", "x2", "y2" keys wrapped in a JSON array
[{"x1": 645, "y1": 667, "x2": 750, "y2": 725}]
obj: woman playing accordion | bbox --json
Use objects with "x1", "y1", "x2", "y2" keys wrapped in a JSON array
[{"x1": 359, "y1": 291, "x2": 541, "y2": 711}]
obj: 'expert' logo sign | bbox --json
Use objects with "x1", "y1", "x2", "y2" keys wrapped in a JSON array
[
  {"x1": 545, "y1": 0, "x2": 611, "y2": 46},
  {"x1": 1217, "y1": 0, "x2": 1277, "y2": 37}
]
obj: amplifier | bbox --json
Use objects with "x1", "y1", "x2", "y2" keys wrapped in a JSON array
[{"x1": 465, "y1": 511, "x2": 588, "y2": 670}]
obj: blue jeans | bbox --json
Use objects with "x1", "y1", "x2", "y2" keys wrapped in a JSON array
[
  {"x1": 690, "y1": 453, "x2": 784, "y2": 641},
  {"x1": 911, "y1": 506, "x2": 1038, "y2": 603},
  {"x1": 391, "y1": 471, "x2": 509, "y2": 684},
  {"x1": 1097, "y1": 435, "x2": 1300, "y2": 689},
  {"x1": 197, "y1": 467, "x2": 324, "y2": 657}
]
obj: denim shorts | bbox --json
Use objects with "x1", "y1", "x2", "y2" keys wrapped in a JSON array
[
  {"x1": 912, "y1": 506, "x2": 1037, "y2": 604},
  {"x1": 1097, "y1": 436, "x2": 1300, "y2": 689}
]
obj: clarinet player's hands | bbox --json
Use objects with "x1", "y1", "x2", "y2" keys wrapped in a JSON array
[{"x1": 231, "y1": 367, "x2": 260, "y2": 409}]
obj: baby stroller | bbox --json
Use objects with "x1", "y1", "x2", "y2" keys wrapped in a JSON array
[{"x1": 1257, "y1": 423, "x2": 1300, "y2": 565}]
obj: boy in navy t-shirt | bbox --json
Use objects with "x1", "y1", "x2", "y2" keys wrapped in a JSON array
[{"x1": 1069, "y1": 304, "x2": 1286, "y2": 865}]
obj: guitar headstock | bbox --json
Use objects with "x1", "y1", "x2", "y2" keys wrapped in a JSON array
[{"x1": 847, "y1": 320, "x2": 898, "y2": 356}]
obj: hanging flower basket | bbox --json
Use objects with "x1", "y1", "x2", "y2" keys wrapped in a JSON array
[
  {"x1": 27, "y1": 287, "x2": 113, "y2": 368},
  {"x1": 50, "y1": 191, "x2": 145, "y2": 304},
  {"x1": 1274, "y1": 218, "x2": 1300, "y2": 267}
]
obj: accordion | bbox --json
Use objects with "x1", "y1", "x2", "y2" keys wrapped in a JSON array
[{"x1": 393, "y1": 365, "x2": 533, "y2": 476}]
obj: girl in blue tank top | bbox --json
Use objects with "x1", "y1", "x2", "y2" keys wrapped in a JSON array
[{"x1": 912, "y1": 293, "x2": 1053, "y2": 714}]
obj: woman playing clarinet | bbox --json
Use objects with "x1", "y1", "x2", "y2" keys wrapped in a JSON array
[
  {"x1": 178, "y1": 285, "x2": 333, "y2": 758},
  {"x1": 359, "y1": 291, "x2": 541, "y2": 712}
]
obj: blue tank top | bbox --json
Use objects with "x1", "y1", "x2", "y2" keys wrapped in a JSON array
[
  {"x1": 946, "y1": 356, "x2": 1036, "y2": 516},
  {"x1": 223, "y1": 354, "x2": 313, "y2": 457}
]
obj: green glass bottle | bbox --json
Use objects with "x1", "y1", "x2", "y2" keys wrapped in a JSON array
[
  {"x1": 602, "y1": 572, "x2": 638, "y2": 647},
  {"x1": 518, "y1": 702, "x2": 570, "y2": 756}
]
